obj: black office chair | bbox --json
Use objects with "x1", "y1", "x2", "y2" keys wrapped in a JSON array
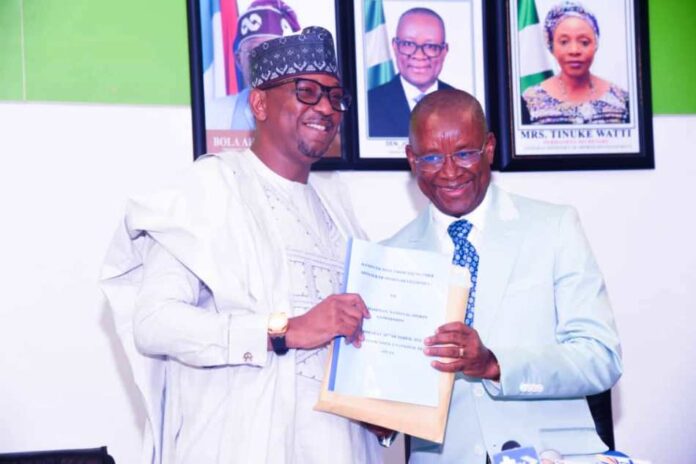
[
  {"x1": 0, "y1": 446, "x2": 115, "y2": 464},
  {"x1": 587, "y1": 389, "x2": 615, "y2": 450}
]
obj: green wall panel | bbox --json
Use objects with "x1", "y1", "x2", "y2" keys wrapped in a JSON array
[
  {"x1": 22, "y1": 0, "x2": 190, "y2": 104},
  {"x1": 0, "y1": 0, "x2": 24, "y2": 101},
  {"x1": 648, "y1": 0, "x2": 696, "y2": 114},
  {"x1": 2, "y1": 0, "x2": 695, "y2": 112}
]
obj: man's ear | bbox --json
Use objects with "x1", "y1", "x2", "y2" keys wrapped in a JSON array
[
  {"x1": 249, "y1": 88, "x2": 268, "y2": 122},
  {"x1": 405, "y1": 144, "x2": 418, "y2": 175},
  {"x1": 484, "y1": 132, "x2": 497, "y2": 165}
]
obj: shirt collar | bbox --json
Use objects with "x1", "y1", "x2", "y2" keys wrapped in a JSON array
[
  {"x1": 400, "y1": 76, "x2": 439, "y2": 110},
  {"x1": 429, "y1": 184, "x2": 493, "y2": 249},
  {"x1": 247, "y1": 149, "x2": 309, "y2": 195}
]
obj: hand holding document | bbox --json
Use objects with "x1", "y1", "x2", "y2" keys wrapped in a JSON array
[{"x1": 315, "y1": 239, "x2": 470, "y2": 443}]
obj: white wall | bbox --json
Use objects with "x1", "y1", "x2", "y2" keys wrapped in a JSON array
[{"x1": 0, "y1": 102, "x2": 693, "y2": 463}]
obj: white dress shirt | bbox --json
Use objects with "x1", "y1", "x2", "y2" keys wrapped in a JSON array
[
  {"x1": 401, "y1": 76, "x2": 440, "y2": 111},
  {"x1": 429, "y1": 190, "x2": 491, "y2": 255}
]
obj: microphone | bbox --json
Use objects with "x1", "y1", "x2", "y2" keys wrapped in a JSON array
[
  {"x1": 536, "y1": 449, "x2": 646, "y2": 464},
  {"x1": 501, "y1": 440, "x2": 521, "y2": 451},
  {"x1": 539, "y1": 449, "x2": 562, "y2": 464},
  {"x1": 597, "y1": 450, "x2": 637, "y2": 464},
  {"x1": 491, "y1": 442, "x2": 540, "y2": 464}
]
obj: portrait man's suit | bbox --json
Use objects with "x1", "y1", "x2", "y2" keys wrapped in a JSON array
[
  {"x1": 384, "y1": 184, "x2": 622, "y2": 463},
  {"x1": 367, "y1": 75, "x2": 454, "y2": 138}
]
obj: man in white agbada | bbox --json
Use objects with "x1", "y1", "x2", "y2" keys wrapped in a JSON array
[{"x1": 100, "y1": 26, "x2": 384, "y2": 464}]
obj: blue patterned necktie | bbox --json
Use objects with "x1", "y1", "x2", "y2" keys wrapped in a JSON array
[{"x1": 447, "y1": 219, "x2": 479, "y2": 327}]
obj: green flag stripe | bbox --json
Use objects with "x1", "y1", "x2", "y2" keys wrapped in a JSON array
[
  {"x1": 520, "y1": 70, "x2": 553, "y2": 93},
  {"x1": 365, "y1": 1, "x2": 386, "y2": 32},
  {"x1": 518, "y1": 0, "x2": 540, "y2": 30},
  {"x1": 367, "y1": 61, "x2": 395, "y2": 90}
]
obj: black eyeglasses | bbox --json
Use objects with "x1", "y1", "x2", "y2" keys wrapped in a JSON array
[
  {"x1": 412, "y1": 143, "x2": 487, "y2": 172},
  {"x1": 394, "y1": 38, "x2": 447, "y2": 58},
  {"x1": 260, "y1": 77, "x2": 352, "y2": 112}
]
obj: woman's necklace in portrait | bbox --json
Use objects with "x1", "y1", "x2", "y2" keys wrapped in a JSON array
[
  {"x1": 558, "y1": 75, "x2": 596, "y2": 102},
  {"x1": 558, "y1": 75, "x2": 598, "y2": 123}
]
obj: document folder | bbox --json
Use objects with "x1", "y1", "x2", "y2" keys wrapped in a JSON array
[{"x1": 316, "y1": 265, "x2": 469, "y2": 444}]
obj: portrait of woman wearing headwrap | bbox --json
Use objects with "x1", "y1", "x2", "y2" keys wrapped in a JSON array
[{"x1": 522, "y1": 1, "x2": 630, "y2": 125}]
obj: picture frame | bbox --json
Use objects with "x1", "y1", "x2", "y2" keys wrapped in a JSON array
[
  {"x1": 185, "y1": 0, "x2": 355, "y2": 169},
  {"x1": 346, "y1": 0, "x2": 492, "y2": 170},
  {"x1": 494, "y1": 0, "x2": 654, "y2": 171}
]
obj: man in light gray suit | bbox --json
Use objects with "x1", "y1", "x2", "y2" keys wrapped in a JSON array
[{"x1": 384, "y1": 89, "x2": 622, "y2": 463}]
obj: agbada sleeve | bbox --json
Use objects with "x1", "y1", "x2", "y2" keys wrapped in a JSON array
[{"x1": 133, "y1": 239, "x2": 269, "y2": 367}]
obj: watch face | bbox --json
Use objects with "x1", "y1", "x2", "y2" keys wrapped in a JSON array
[{"x1": 268, "y1": 312, "x2": 288, "y2": 334}]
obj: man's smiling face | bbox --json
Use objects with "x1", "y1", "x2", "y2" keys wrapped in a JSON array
[
  {"x1": 407, "y1": 107, "x2": 495, "y2": 217},
  {"x1": 393, "y1": 12, "x2": 448, "y2": 92},
  {"x1": 263, "y1": 73, "x2": 342, "y2": 165}
]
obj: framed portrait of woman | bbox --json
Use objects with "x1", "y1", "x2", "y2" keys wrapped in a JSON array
[
  {"x1": 495, "y1": 0, "x2": 654, "y2": 171},
  {"x1": 346, "y1": 0, "x2": 491, "y2": 170},
  {"x1": 186, "y1": 0, "x2": 353, "y2": 168}
]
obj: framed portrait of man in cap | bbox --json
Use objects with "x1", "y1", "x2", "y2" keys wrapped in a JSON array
[
  {"x1": 186, "y1": 0, "x2": 348, "y2": 162},
  {"x1": 496, "y1": 0, "x2": 654, "y2": 171},
  {"x1": 348, "y1": 0, "x2": 491, "y2": 169}
]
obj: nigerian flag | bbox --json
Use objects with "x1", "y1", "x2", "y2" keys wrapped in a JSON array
[
  {"x1": 518, "y1": 0, "x2": 553, "y2": 93},
  {"x1": 364, "y1": 0, "x2": 395, "y2": 90}
]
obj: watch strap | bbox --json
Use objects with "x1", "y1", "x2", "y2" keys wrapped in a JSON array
[{"x1": 270, "y1": 334, "x2": 289, "y2": 355}]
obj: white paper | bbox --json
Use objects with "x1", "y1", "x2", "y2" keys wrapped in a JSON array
[{"x1": 329, "y1": 239, "x2": 452, "y2": 407}]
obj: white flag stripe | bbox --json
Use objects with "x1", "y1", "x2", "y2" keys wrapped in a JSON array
[
  {"x1": 518, "y1": 24, "x2": 552, "y2": 78},
  {"x1": 211, "y1": 11, "x2": 226, "y2": 99},
  {"x1": 365, "y1": 24, "x2": 393, "y2": 68}
]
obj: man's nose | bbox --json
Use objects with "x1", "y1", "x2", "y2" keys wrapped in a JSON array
[
  {"x1": 440, "y1": 154, "x2": 462, "y2": 176},
  {"x1": 310, "y1": 91, "x2": 334, "y2": 115},
  {"x1": 411, "y1": 45, "x2": 429, "y2": 59}
]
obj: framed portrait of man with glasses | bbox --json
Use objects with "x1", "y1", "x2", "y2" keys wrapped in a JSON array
[{"x1": 348, "y1": 0, "x2": 491, "y2": 168}]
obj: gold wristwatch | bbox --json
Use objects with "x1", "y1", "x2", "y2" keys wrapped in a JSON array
[{"x1": 268, "y1": 312, "x2": 289, "y2": 355}]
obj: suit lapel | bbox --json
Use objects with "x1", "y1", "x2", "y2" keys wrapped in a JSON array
[
  {"x1": 404, "y1": 207, "x2": 441, "y2": 253},
  {"x1": 474, "y1": 186, "x2": 527, "y2": 341},
  {"x1": 398, "y1": 193, "x2": 526, "y2": 339},
  {"x1": 388, "y1": 75, "x2": 412, "y2": 130}
]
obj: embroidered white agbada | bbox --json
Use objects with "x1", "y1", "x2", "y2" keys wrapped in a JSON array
[{"x1": 100, "y1": 149, "x2": 382, "y2": 464}]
